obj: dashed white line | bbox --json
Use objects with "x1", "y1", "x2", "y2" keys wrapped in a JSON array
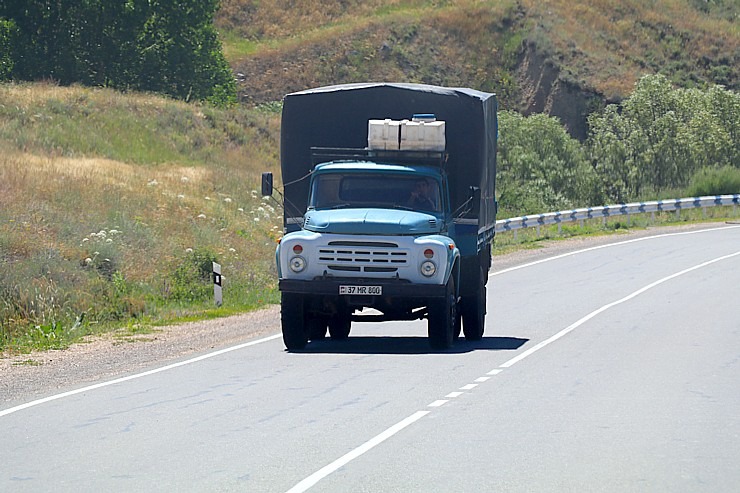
[
  {"x1": 285, "y1": 411, "x2": 430, "y2": 493},
  {"x1": 460, "y1": 383, "x2": 478, "y2": 390},
  {"x1": 487, "y1": 369, "x2": 503, "y2": 376},
  {"x1": 445, "y1": 391, "x2": 464, "y2": 398},
  {"x1": 475, "y1": 377, "x2": 491, "y2": 383},
  {"x1": 428, "y1": 400, "x2": 449, "y2": 408}
]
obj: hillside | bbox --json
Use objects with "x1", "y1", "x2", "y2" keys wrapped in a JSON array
[
  {"x1": 0, "y1": 84, "x2": 283, "y2": 351},
  {"x1": 216, "y1": 0, "x2": 738, "y2": 138}
]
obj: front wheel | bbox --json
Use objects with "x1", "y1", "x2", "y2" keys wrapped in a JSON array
[
  {"x1": 461, "y1": 266, "x2": 486, "y2": 341},
  {"x1": 328, "y1": 313, "x2": 351, "y2": 340},
  {"x1": 281, "y1": 293, "x2": 308, "y2": 351},
  {"x1": 428, "y1": 277, "x2": 458, "y2": 350}
]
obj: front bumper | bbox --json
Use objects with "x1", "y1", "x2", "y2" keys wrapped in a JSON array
[{"x1": 279, "y1": 277, "x2": 447, "y2": 299}]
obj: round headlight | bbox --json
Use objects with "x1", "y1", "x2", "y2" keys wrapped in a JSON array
[
  {"x1": 420, "y1": 260, "x2": 436, "y2": 277},
  {"x1": 289, "y1": 256, "x2": 307, "y2": 273}
]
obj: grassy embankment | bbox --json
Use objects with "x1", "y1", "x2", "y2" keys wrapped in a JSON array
[{"x1": 0, "y1": 83, "x2": 282, "y2": 352}]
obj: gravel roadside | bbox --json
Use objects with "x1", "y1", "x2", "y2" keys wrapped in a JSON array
[{"x1": 1, "y1": 222, "x2": 732, "y2": 408}]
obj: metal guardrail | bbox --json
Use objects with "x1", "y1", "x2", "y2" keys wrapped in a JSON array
[{"x1": 495, "y1": 194, "x2": 740, "y2": 234}]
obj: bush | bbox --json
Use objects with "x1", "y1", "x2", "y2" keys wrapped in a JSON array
[
  {"x1": 687, "y1": 166, "x2": 740, "y2": 196},
  {"x1": 168, "y1": 248, "x2": 218, "y2": 302}
]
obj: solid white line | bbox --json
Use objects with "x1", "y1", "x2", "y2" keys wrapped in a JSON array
[
  {"x1": 491, "y1": 225, "x2": 740, "y2": 278},
  {"x1": 499, "y1": 250, "x2": 740, "y2": 369},
  {"x1": 285, "y1": 411, "x2": 430, "y2": 493},
  {"x1": 0, "y1": 334, "x2": 283, "y2": 418}
]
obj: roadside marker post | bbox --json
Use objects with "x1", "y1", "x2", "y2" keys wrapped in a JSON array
[{"x1": 213, "y1": 262, "x2": 222, "y2": 306}]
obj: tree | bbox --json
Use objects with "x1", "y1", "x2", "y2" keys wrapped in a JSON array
[
  {"x1": 0, "y1": 18, "x2": 16, "y2": 81},
  {"x1": 588, "y1": 74, "x2": 739, "y2": 202},
  {"x1": 498, "y1": 111, "x2": 601, "y2": 214},
  {"x1": 0, "y1": 0, "x2": 236, "y2": 105}
]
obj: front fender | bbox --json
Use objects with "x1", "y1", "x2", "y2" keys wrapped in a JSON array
[{"x1": 414, "y1": 235, "x2": 459, "y2": 285}]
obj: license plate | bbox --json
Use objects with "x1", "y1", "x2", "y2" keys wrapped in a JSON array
[{"x1": 339, "y1": 285, "x2": 382, "y2": 295}]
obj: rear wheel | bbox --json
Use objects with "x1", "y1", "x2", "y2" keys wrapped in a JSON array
[
  {"x1": 281, "y1": 293, "x2": 308, "y2": 351},
  {"x1": 428, "y1": 277, "x2": 458, "y2": 350}
]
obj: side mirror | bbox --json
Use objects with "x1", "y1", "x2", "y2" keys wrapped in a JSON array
[{"x1": 261, "y1": 172, "x2": 273, "y2": 197}]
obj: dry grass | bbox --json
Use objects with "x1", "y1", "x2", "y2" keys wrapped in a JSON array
[
  {"x1": 0, "y1": 83, "x2": 283, "y2": 351},
  {"x1": 217, "y1": 0, "x2": 737, "y2": 105}
]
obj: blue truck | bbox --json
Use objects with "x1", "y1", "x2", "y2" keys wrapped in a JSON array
[{"x1": 262, "y1": 83, "x2": 498, "y2": 350}]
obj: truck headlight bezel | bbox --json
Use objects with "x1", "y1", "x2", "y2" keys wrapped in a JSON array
[
  {"x1": 420, "y1": 260, "x2": 437, "y2": 277},
  {"x1": 289, "y1": 255, "x2": 307, "y2": 273}
]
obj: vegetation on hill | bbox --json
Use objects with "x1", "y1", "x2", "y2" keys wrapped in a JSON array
[
  {"x1": 216, "y1": 0, "x2": 737, "y2": 119},
  {"x1": 0, "y1": 0, "x2": 236, "y2": 105}
]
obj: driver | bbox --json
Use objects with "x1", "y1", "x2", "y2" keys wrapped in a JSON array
[{"x1": 408, "y1": 178, "x2": 436, "y2": 210}]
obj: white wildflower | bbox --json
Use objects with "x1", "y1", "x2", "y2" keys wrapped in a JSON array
[
  {"x1": 237, "y1": 208, "x2": 244, "y2": 212},
  {"x1": 254, "y1": 217, "x2": 260, "y2": 222},
  {"x1": 85, "y1": 258, "x2": 92, "y2": 265},
  {"x1": 224, "y1": 198, "x2": 232, "y2": 203},
  {"x1": 181, "y1": 176, "x2": 189, "y2": 183},
  {"x1": 229, "y1": 248, "x2": 236, "y2": 253},
  {"x1": 177, "y1": 194, "x2": 185, "y2": 199},
  {"x1": 147, "y1": 179, "x2": 158, "y2": 186},
  {"x1": 197, "y1": 214, "x2": 206, "y2": 219},
  {"x1": 106, "y1": 238, "x2": 113, "y2": 243},
  {"x1": 82, "y1": 238, "x2": 89, "y2": 243},
  {"x1": 205, "y1": 196, "x2": 212, "y2": 201},
  {"x1": 185, "y1": 248, "x2": 193, "y2": 253}
]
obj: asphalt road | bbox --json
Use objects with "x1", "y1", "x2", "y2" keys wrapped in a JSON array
[{"x1": 2, "y1": 225, "x2": 739, "y2": 492}]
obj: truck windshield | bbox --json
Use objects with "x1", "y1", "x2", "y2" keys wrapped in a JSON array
[{"x1": 309, "y1": 174, "x2": 442, "y2": 213}]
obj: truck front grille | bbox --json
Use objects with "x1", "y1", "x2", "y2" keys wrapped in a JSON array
[{"x1": 319, "y1": 241, "x2": 409, "y2": 273}]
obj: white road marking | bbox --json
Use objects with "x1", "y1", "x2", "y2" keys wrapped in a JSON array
[
  {"x1": 445, "y1": 391, "x2": 464, "y2": 398},
  {"x1": 475, "y1": 376, "x2": 491, "y2": 383},
  {"x1": 487, "y1": 369, "x2": 503, "y2": 375},
  {"x1": 460, "y1": 384, "x2": 478, "y2": 390},
  {"x1": 285, "y1": 411, "x2": 430, "y2": 493},
  {"x1": 0, "y1": 334, "x2": 283, "y2": 418},
  {"x1": 428, "y1": 400, "x2": 449, "y2": 408}
]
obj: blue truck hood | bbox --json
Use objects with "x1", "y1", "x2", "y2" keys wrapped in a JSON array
[{"x1": 303, "y1": 208, "x2": 441, "y2": 235}]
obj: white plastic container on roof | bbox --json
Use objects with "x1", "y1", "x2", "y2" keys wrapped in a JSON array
[
  {"x1": 367, "y1": 119, "x2": 402, "y2": 150},
  {"x1": 400, "y1": 118, "x2": 446, "y2": 151}
]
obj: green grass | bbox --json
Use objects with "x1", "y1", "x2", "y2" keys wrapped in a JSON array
[{"x1": 0, "y1": 83, "x2": 283, "y2": 354}]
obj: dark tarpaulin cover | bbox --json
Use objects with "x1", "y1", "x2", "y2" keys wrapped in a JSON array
[{"x1": 280, "y1": 82, "x2": 497, "y2": 234}]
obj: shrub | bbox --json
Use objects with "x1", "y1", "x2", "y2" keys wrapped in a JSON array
[
  {"x1": 167, "y1": 248, "x2": 219, "y2": 302},
  {"x1": 687, "y1": 166, "x2": 740, "y2": 196}
]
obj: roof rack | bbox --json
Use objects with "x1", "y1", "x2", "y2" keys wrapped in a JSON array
[{"x1": 310, "y1": 147, "x2": 448, "y2": 167}]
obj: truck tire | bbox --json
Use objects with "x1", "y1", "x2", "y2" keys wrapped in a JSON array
[
  {"x1": 307, "y1": 318, "x2": 328, "y2": 341},
  {"x1": 281, "y1": 293, "x2": 308, "y2": 351},
  {"x1": 428, "y1": 277, "x2": 458, "y2": 350},
  {"x1": 328, "y1": 313, "x2": 351, "y2": 340},
  {"x1": 461, "y1": 265, "x2": 486, "y2": 341}
]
